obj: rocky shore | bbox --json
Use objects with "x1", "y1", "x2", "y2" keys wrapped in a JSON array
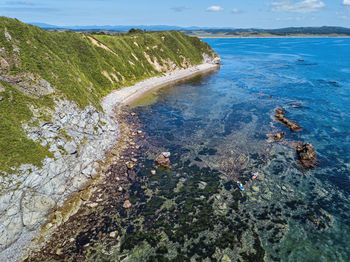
[{"x1": 0, "y1": 59, "x2": 220, "y2": 261}]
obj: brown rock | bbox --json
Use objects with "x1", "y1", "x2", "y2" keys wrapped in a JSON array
[
  {"x1": 273, "y1": 132, "x2": 286, "y2": 141},
  {"x1": 126, "y1": 162, "x2": 135, "y2": 169},
  {"x1": 155, "y1": 152, "x2": 171, "y2": 168},
  {"x1": 123, "y1": 200, "x2": 132, "y2": 209},
  {"x1": 275, "y1": 108, "x2": 302, "y2": 132},
  {"x1": 296, "y1": 142, "x2": 317, "y2": 169},
  {"x1": 109, "y1": 231, "x2": 119, "y2": 238}
]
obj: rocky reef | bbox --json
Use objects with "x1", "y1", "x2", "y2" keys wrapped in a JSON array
[
  {"x1": 274, "y1": 108, "x2": 302, "y2": 132},
  {"x1": 296, "y1": 143, "x2": 317, "y2": 169}
]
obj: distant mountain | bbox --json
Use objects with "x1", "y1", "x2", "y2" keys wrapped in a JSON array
[{"x1": 29, "y1": 23, "x2": 205, "y2": 32}]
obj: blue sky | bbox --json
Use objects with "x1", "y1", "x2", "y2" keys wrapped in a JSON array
[{"x1": 1, "y1": 0, "x2": 350, "y2": 28}]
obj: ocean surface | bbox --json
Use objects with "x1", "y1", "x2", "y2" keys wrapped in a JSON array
[
  {"x1": 125, "y1": 38, "x2": 350, "y2": 261},
  {"x1": 82, "y1": 38, "x2": 349, "y2": 262}
]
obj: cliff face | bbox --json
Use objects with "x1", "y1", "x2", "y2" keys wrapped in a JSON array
[{"x1": 0, "y1": 17, "x2": 218, "y2": 259}]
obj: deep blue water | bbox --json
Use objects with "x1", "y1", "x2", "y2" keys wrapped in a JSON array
[{"x1": 129, "y1": 38, "x2": 350, "y2": 261}]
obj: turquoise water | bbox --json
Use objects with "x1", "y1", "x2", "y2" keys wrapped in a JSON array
[{"x1": 122, "y1": 38, "x2": 350, "y2": 261}]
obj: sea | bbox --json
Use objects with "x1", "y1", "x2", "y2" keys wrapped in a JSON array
[{"x1": 123, "y1": 38, "x2": 350, "y2": 262}]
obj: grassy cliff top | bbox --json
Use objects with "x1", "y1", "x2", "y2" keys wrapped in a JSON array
[{"x1": 0, "y1": 17, "x2": 216, "y2": 173}]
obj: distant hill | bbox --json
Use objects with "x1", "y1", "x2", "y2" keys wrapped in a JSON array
[
  {"x1": 29, "y1": 23, "x2": 350, "y2": 37},
  {"x1": 186, "y1": 26, "x2": 350, "y2": 37},
  {"x1": 29, "y1": 22, "x2": 203, "y2": 32}
]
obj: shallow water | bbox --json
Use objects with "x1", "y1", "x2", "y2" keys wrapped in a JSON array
[{"x1": 122, "y1": 38, "x2": 350, "y2": 261}]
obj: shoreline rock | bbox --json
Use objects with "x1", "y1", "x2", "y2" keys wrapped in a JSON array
[
  {"x1": 296, "y1": 143, "x2": 317, "y2": 169},
  {"x1": 273, "y1": 132, "x2": 286, "y2": 141},
  {"x1": 155, "y1": 152, "x2": 171, "y2": 168},
  {"x1": 274, "y1": 108, "x2": 302, "y2": 132}
]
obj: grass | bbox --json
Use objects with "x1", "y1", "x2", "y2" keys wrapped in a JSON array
[{"x1": 0, "y1": 17, "x2": 217, "y2": 173}]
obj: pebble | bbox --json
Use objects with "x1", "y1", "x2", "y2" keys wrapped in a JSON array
[
  {"x1": 56, "y1": 249, "x2": 63, "y2": 256},
  {"x1": 87, "y1": 203, "x2": 98, "y2": 208},
  {"x1": 150, "y1": 170, "x2": 156, "y2": 175},
  {"x1": 126, "y1": 162, "x2": 134, "y2": 169},
  {"x1": 131, "y1": 158, "x2": 137, "y2": 162},
  {"x1": 118, "y1": 186, "x2": 123, "y2": 192},
  {"x1": 137, "y1": 130, "x2": 142, "y2": 134},
  {"x1": 131, "y1": 112, "x2": 136, "y2": 117},
  {"x1": 109, "y1": 231, "x2": 118, "y2": 238},
  {"x1": 123, "y1": 200, "x2": 132, "y2": 209}
]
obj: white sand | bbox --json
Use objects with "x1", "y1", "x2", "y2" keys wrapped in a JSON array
[{"x1": 102, "y1": 63, "x2": 219, "y2": 115}]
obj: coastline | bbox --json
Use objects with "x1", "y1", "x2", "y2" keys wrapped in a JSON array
[
  {"x1": 102, "y1": 62, "x2": 220, "y2": 112},
  {"x1": 196, "y1": 35, "x2": 350, "y2": 39},
  {"x1": 21, "y1": 61, "x2": 220, "y2": 261}
]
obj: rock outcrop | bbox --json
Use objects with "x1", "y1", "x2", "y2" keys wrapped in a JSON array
[
  {"x1": 155, "y1": 152, "x2": 171, "y2": 168},
  {"x1": 0, "y1": 100, "x2": 119, "y2": 259},
  {"x1": 275, "y1": 108, "x2": 302, "y2": 132},
  {"x1": 296, "y1": 143, "x2": 317, "y2": 169},
  {"x1": 273, "y1": 132, "x2": 286, "y2": 141}
]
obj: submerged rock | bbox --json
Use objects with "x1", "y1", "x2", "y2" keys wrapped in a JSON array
[
  {"x1": 155, "y1": 152, "x2": 171, "y2": 168},
  {"x1": 296, "y1": 142, "x2": 317, "y2": 169},
  {"x1": 273, "y1": 132, "x2": 286, "y2": 141},
  {"x1": 123, "y1": 200, "x2": 132, "y2": 209},
  {"x1": 275, "y1": 108, "x2": 302, "y2": 132}
]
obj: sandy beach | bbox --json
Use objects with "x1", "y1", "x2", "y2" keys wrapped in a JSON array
[{"x1": 102, "y1": 62, "x2": 219, "y2": 115}]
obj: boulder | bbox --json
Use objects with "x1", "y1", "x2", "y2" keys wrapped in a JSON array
[
  {"x1": 273, "y1": 132, "x2": 286, "y2": 141},
  {"x1": 212, "y1": 57, "x2": 221, "y2": 65},
  {"x1": 296, "y1": 143, "x2": 317, "y2": 169},
  {"x1": 155, "y1": 152, "x2": 171, "y2": 168},
  {"x1": 4, "y1": 29, "x2": 12, "y2": 42},
  {"x1": 123, "y1": 200, "x2": 132, "y2": 209},
  {"x1": 64, "y1": 141, "x2": 77, "y2": 154},
  {"x1": 0, "y1": 57, "x2": 9, "y2": 71}
]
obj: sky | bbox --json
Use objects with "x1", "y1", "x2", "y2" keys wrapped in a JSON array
[{"x1": 1, "y1": 0, "x2": 350, "y2": 28}]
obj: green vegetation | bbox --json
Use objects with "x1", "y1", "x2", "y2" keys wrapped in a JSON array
[
  {"x1": 0, "y1": 81, "x2": 53, "y2": 173},
  {"x1": 0, "y1": 17, "x2": 216, "y2": 173}
]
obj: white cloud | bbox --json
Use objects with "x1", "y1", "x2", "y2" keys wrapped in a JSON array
[
  {"x1": 206, "y1": 6, "x2": 224, "y2": 12},
  {"x1": 269, "y1": 0, "x2": 325, "y2": 13},
  {"x1": 231, "y1": 8, "x2": 241, "y2": 13},
  {"x1": 343, "y1": 0, "x2": 350, "y2": 6}
]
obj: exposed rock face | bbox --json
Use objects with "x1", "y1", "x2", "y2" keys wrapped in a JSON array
[
  {"x1": 155, "y1": 152, "x2": 171, "y2": 168},
  {"x1": 0, "y1": 100, "x2": 119, "y2": 258},
  {"x1": 296, "y1": 143, "x2": 317, "y2": 169},
  {"x1": 275, "y1": 108, "x2": 302, "y2": 132},
  {"x1": 273, "y1": 132, "x2": 286, "y2": 141}
]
